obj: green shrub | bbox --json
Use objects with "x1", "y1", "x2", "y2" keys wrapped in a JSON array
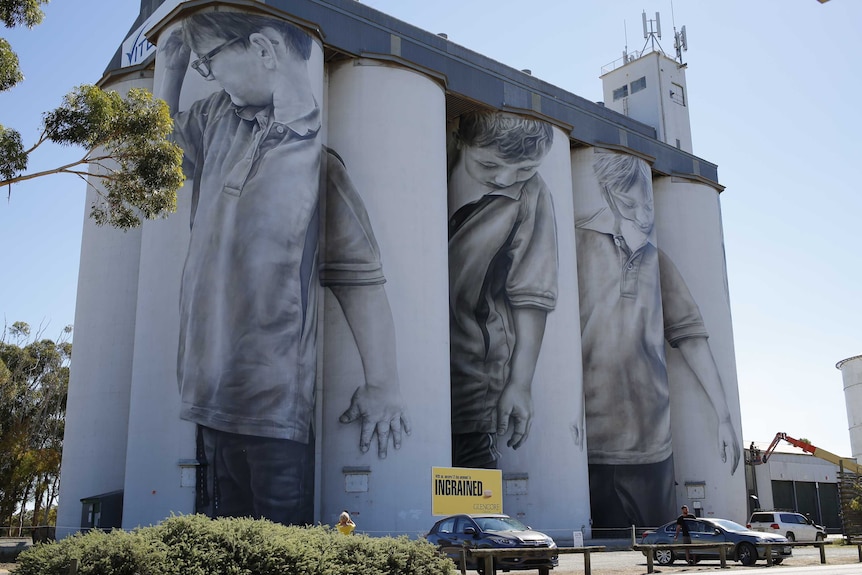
[
  {"x1": 15, "y1": 529, "x2": 168, "y2": 575},
  {"x1": 14, "y1": 515, "x2": 455, "y2": 575}
]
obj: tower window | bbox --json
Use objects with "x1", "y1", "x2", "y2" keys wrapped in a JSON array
[
  {"x1": 630, "y1": 76, "x2": 646, "y2": 94},
  {"x1": 613, "y1": 85, "x2": 629, "y2": 101},
  {"x1": 670, "y1": 82, "x2": 685, "y2": 106}
]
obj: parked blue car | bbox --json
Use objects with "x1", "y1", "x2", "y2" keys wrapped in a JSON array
[
  {"x1": 640, "y1": 516, "x2": 792, "y2": 566},
  {"x1": 426, "y1": 514, "x2": 557, "y2": 573}
]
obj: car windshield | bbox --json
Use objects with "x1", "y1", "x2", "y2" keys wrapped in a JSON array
[
  {"x1": 475, "y1": 516, "x2": 528, "y2": 532},
  {"x1": 710, "y1": 519, "x2": 748, "y2": 532}
]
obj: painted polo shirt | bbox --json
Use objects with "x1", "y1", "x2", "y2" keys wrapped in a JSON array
[
  {"x1": 448, "y1": 172, "x2": 558, "y2": 434},
  {"x1": 576, "y1": 207, "x2": 707, "y2": 465},
  {"x1": 172, "y1": 90, "x2": 383, "y2": 442}
]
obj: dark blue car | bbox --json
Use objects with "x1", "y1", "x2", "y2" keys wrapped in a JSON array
[{"x1": 426, "y1": 513, "x2": 558, "y2": 573}]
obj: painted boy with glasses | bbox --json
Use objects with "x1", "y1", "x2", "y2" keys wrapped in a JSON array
[{"x1": 159, "y1": 11, "x2": 409, "y2": 525}]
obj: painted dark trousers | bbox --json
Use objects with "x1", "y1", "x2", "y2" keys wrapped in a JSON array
[{"x1": 199, "y1": 426, "x2": 314, "y2": 525}]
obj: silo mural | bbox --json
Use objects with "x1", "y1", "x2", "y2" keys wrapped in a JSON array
[
  {"x1": 323, "y1": 57, "x2": 450, "y2": 532},
  {"x1": 572, "y1": 148, "x2": 740, "y2": 529},
  {"x1": 157, "y1": 11, "x2": 408, "y2": 525},
  {"x1": 447, "y1": 111, "x2": 558, "y2": 470},
  {"x1": 498, "y1": 124, "x2": 590, "y2": 539},
  {"x1": 653, "y1": 175, "x2": 747, "y2": 522},
  {"x1": 57, "y1": 0, "x2": 745, "y2": 539}
]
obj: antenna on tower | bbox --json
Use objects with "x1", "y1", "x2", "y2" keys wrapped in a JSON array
[
  {"x1": 670, "y1": 0, "x2": 688, "y2": 66},
  {"x1": 641, "y1": 11, "x2": 665, "y2": 55},
  {"x1": 622, "y1": 20, "x2": 630, "y2": 63},
  {"x1": 674, "y1": 25, "x2": 688, "y2": 65}
]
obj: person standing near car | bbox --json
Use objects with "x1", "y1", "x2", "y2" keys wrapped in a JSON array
[{"x1": 674, "y1": 505, "x2": 696, "y2": 565}]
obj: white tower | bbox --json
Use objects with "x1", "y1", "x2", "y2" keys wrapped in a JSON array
[
  {"x1": 837, "y1": 355, "x2": 862, "y2": 462},
  {"x1": 600, "y1": 12, "x2": 693, "y2": 153}
]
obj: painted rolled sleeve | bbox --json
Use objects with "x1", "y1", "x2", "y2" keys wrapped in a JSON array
[
  {"x1": 659, "y1": 249, "x2": 709, "y2": 346},
  {"x1": 506, "y1": 180, "x2": 558, "y2": 310}
]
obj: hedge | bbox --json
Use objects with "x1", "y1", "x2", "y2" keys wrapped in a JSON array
[{"x1": 15, "y1": 515, "x2": 456, "y2": 575}]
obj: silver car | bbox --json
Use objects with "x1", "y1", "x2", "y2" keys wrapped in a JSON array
[{"x1": 640, "y1": 516, "x2": 792, "y2": 566}]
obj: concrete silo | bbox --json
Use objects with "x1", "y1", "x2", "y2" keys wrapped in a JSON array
[{"x1": 837, "y1": 355, "x2": 862, "y2": 462}]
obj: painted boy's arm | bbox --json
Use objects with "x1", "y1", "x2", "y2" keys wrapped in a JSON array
[
  {"x1": 158, "y1": 28, "x2": 191, "y2": 115},
  {"x1": 497, "y1": 307, "x2": 548, "y2": 449},
  {"x1": 330, "y1": 284, "x2": 411, "y2": 459},
  {"x1": 675, "y1": 336, "x2": 741, "y2": 474}
]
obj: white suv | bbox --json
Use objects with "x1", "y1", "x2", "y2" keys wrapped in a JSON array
[{"x1": 747, "y1": 511, "x2": 826, "y2": 542}]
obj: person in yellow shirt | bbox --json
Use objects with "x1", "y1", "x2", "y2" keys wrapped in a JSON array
[{"x1": 337, "y1": 511, "x2": 356, "y2": 535}]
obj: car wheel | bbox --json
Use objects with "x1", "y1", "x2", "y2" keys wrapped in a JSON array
[
  {"x1": 773, "y1": 558, "x2": 784, "y2": 565},
  {"x1": 655, "y1": 548, "x2": 674, "y2": 566},
  {"x1": 738, "y1": 542, "x2": 757, "y2": 566},
  {"x1": 786, "y1": 532, "x2": 795, "y2": 542},
  {"x1": 815, "y1": 533, "x2": 825, "y2": 542}
]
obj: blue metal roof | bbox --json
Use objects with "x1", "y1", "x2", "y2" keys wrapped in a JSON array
[{"x1": 110, "y1": 0, "x2": 719, "y2": 186}]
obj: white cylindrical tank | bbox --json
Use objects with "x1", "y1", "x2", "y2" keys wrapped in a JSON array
[
  {"x1": 55, "y1": 74, "x2": 150, "y2": 539},
  {"x1": 653, "y1": 175, "x2": 746, "y2": 522},
  {"x1": 498, "y1": 126, "x2": 591, "y2": 542},
  {"x1": 837, "y1": 355, "x2": 862, "y2": 462},
  {"x1": 323, "y1": 58, "x2": 450, "y2": 536}
]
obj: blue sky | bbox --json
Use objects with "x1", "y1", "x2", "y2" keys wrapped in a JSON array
[{"x1": 1, "y1": 0, "x2": 859, "y2": 457}]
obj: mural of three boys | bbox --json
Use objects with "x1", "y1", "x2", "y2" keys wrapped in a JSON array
[{"x1": 160, "y1": 9, "x2": 740, "y2": 529}]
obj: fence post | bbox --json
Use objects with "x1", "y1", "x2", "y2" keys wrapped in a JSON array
[
  {"x1": 483, "y1": 554, "x2": 494, "y2": 575},
  {"x1": 631, "y1": 525, "x2": 636, "y2": 546},
  {"x1": 68, "y1": 558, "x2": 79, "y2": 575}
]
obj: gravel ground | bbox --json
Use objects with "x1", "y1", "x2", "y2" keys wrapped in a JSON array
[
  {"x1": 1, "y1": 546, "x2": 859, "y2": 574},
  {"x1": 549, "y1": 545, "x2": 862, "y2": 575}
]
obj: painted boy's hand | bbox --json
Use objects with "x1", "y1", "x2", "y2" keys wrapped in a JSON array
[
  {"x1": 497, "y1": 384, "x2": 533, "y2": 449},
  {"x1": 340, "y1": 385, "x2": 411, "y2": 459},
  {"x1": 160, "y1": 28, "x2": 191, "y2": 71},
  {"x1": 717, "y1": 419, "x2": 741, "y2": 474}
]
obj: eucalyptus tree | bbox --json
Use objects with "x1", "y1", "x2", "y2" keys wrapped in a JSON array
[
  {"x1": 0, "y1": 0, "x2": 184, "y2": 230},
  {"x1": 0, "y1": 322, "x2": 70, "y2": 533}
]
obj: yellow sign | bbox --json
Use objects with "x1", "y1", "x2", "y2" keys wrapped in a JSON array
[{"x1": 432, "y1": 467, "x2": 503, "y2": 516}]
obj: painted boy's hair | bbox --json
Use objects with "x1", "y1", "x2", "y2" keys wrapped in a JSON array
[
  {"x1": 183, "y1": 12, "x2": 312, "y2": 61},
  {"x1": 592, "y1": 150, "x2": 652, "y2": 195},
  {"x1": 457, "y1": 111, "x2": 553, "y2": 162}
]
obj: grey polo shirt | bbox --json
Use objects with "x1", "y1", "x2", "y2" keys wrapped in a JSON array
[
  {"x1": 173, "y1": 90, "x2": 383, "y2": 442},
  {"x1": 576, "y1": 207, "x2": 707, "y2": 465},
  {"x1": 448, "y1": 172, "x2": 558, "y2": 434}
]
